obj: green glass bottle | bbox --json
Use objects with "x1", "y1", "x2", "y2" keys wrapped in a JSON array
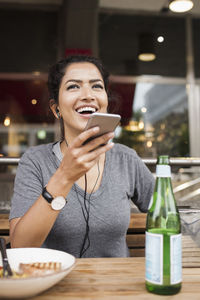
[{"x1": 145, "y1": 155, "x2": 182, "y2": 295}]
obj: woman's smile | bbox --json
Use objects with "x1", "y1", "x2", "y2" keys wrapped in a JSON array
[{"x1": 58, "y1": 62, "x2": 108, "y2": 138}]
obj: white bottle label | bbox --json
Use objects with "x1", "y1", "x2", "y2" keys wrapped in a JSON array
[
  {"x1": 145, "y1": 232, "x2": 182, "y2": 285},
  {"x1": 170, "y1": 234, "x2": 182, "y2": 284},
  {"x1": 145, "y1": 232, "x2": 163, "y2": 284}
]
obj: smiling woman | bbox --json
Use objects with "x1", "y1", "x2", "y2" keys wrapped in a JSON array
[
  {"x1": 9, "y1": 55, "x2": 154, "y2": 259},
  {"x1": 51, "y1": 61, "x2": 108, "y2": 143},
  {"x1": 48, "y1": 56, "x2": 110, "y2": 141}
]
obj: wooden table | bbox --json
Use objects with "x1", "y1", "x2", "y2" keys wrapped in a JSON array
[
  {"x1": 0, "y1": 214, "x2": 10, "y2": 244},
  {"x1": 28, "y1": 257, "x2": 200, "y2": 300},
  {"x1": 0, "y1": 214, "x2": 9, "y2": 234},
  {"x1": 1, "y1": 214, "x2": 200, "y2": 298}
]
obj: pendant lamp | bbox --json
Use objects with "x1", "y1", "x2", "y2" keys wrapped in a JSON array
[
  {"x1": 138, "y1": 33, "x2": 156, "y2": 62},
  {"x1": 169, "y1": 0, "x2": 194, "y2": 13}
]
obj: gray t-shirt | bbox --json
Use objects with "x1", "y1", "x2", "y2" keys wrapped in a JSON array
[{"x1": 10, "y1": 142, "x2": 154, "y2": 258}]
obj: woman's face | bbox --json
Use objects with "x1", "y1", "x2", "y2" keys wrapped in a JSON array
[{"x1": 58, "y1": 62, "x2": 108, "y2": 138}]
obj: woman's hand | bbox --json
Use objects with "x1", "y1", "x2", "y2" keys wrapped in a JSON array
[{"x1": 60, "y1": 126, "x2": 114, "y2": 183}]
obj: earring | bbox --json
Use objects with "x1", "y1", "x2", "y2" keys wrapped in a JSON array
[{"x1": 56, "y1": 108, "x2": 61, "y2": 119}]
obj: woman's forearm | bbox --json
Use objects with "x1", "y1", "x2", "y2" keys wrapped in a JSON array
[
  {"x1": 10, "y1": 169, "x2": 73, "y2": 248},
  {"x1": 10, "y1": 195, "x2": 60, "y2": 247}
]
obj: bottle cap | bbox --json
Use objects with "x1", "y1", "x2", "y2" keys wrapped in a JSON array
[{"x1": 156, "y1": 165, "x2": 171, "y2": 177}]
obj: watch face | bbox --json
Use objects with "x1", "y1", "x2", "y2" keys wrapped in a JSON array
[{"x1": 51, "y1": 196, "x2": 66, "y2": 210}]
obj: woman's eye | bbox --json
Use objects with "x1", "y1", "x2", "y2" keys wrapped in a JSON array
[
  {"x1": 67, "y1": 84, "x2": 79, "y2": 90},
  {"x1": 93, "y1": 84, "x2": 103, "y2": 89}
]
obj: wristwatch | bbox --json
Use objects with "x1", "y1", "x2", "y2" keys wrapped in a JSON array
[{"x1": 42, "y1": 186, "x2": 66, "y2": 211}]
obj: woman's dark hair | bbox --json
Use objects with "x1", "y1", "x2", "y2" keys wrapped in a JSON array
[
  {"x1": 48, "y1": 55, "x2": 110, "y2": 140},
  {"x1": 48, "y1": 55, "x2": 110, "y2": 104}
]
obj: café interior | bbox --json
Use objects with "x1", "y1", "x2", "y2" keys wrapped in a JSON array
[
  {"x1": 1, "y1": 0, "x2": 200, "y2": 212},
  {"x1": 1, "y1": 1, "x2": 200, "y2": 298}
]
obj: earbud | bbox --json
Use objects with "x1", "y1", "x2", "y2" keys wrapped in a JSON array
[{"x1": 56, "y1": 108, "x2": 61, "y2": 119}]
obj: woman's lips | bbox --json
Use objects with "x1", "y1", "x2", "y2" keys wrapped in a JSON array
[{"x1": 75, "y1": 111, "x2": 95, "y2": 119}]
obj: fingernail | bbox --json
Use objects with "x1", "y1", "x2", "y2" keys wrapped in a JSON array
[{"x1": 93, "y1": 126, "x2": 99, "y2": 132}]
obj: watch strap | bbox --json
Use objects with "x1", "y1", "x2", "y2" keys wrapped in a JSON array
[{"x1": 42, "y1": 186, "x2": 53, "y2": 204}]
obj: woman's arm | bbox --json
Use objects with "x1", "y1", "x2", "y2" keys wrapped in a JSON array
[
  {"x1": 10, "y1": 128, "x2": 114, "y2": 248},
  {"x1": 10, "y1": 173, "x2": 72, "y2": 248}
]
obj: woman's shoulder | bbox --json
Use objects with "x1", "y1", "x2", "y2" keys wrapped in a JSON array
[
  {"x1": 20, "y1": 143, "x2": 55, "y2": 163},
  {"x1": 111, "y1": 143, "x2": 138, "y2": 158}
]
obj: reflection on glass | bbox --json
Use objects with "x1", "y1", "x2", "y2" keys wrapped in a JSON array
[
  {"x1": 0, "y1": 125, "x2": 57, "y2": 158},
  {"x1": 114, "y1": 83, "x2": 189, "y2": 158},
  {"x1": 4, "y1": 116, "x2": 10, "y2": 127}
]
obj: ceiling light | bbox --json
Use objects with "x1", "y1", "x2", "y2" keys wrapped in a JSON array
[
  {"x1": 31, "y1": 99, "x2": 37, "y2": 105},
  {"x1": 169, "y1": 0, "x2": 193, "y2": 13},
  {"x1": 157, "y1": 36, "x2": 164, "y2": 43},
  {"x1": 138, "y1": 33, "x2": 156, "y2": 62},
  {"x1": 138, "y1": 53, "x2": 156, "y2": 62}
]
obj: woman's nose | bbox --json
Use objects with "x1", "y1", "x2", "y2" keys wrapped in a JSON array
[{"x1": 81, "y1": 86, "x2": 95, "y2": 100}]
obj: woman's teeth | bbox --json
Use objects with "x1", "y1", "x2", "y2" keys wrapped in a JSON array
[{"x1": 77, "y1": 107, "x2": 96, "y2": 114}]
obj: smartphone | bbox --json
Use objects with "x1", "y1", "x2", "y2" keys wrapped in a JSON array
[{"x1": 83, "y1": 112, "x2": 121, "y2": 144}]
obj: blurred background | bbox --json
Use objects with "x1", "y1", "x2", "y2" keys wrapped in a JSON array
[{"x1": 1, "y1": 0, "x2": 200, "y2": 211}]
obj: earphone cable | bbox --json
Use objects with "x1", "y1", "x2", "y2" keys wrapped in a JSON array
[
  {"x1": 64, "y1": 138, "x2": 101, "y2": 257},
  {"x1": 79, "y1": 160, "x2": 100, "y2": 257}
]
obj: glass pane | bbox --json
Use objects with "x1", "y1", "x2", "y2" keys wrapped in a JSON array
[
  {"x1": 0, "y1": 125, "x2": 57, "y2": 157},
  {"x1": 0, "y1": 9, "x2": 58, "y2": 73},
  {"x1": 114, "y1": 82, "x2": 189, "y2": 157},
  {"x1": 99, "y1": 14, "x2": 186, "y2": 77},
  {"x1": 0, "y1": 78, "x2": 57, "y2": 158}
]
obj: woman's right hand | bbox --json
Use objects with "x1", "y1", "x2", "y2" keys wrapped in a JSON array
[
  {"x1": 60, "y1": 126, "x2": 114, "y2": 182},
  {"x1": 46, "y1": 127, "x2": 114, "y2": 197}
]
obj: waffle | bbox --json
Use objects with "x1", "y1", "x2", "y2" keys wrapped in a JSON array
[{"x1": 19, "y1": 262, "x2": 61, "y2": 276}]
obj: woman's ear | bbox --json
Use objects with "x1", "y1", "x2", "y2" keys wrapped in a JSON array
[{"x1": 49, "y1": 99, "x2": 61, "y2": 119}]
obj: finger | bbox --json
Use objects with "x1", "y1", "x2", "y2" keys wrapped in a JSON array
[
  {"x1": 72, "y1": 131, "x2": 114, "y2": 159},
  {"x1": 83, "y1": 131, "x2": 114, "y2": 152},
  {"x1": 79, "y1": 140, "x2": 114, "y2": 164},
  {"x1": 64, "y1": 141, "x2": 114, "y2": 180},
  {"x1": 72, "y1": 126, "x2": 100, "y2": 148}
]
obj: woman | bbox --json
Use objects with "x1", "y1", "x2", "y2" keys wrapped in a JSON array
[{"x1": 9, "y1": 55, "x2": 154, "y2": 258}]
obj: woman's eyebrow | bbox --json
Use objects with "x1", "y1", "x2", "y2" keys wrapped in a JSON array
[
  {"x1": 65, "y1": 79, "x2": 82, "y2": 84},
  {"x1": 89, "y1": 79, "x2": 103, "y2": 83},
  {"x1": 65, "y1": 79, "x2": 103, "y2": 85}
]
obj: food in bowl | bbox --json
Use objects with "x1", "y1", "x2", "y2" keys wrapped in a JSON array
[
  {"x1": 0, "y1": 261, "x2": 62, "y2": 278},
  {"x1": 19, "y1": 261, "x2": 61, "y2": 276},
  {"x1": 0, "y1": 248, "x2": 76, "y2": 298}
]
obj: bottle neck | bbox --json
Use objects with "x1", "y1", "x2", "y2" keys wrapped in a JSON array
[{"x1": 156, "y1": 165, "x2": 171, "y2": 178}]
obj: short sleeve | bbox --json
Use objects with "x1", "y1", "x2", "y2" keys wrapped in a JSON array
[
  {"x1": 9, "y1": 150, "x2": 43, "y2": 220},
  {"x1": 131, "y1": 154, "x2": 155, "y2": 212}
]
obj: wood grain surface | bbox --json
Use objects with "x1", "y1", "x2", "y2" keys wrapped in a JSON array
[
  {"x1": 29, "y1": 257, "x2": 200, "y2": 300},
  {"x1": 1, "y1": 213, "x2": 200, "y2": 266},
  {"x1": 0, "y1": 213, "x2": 9, "y2": 234},
  {"x1": 1, "y1": 214, "x2": 200, "y2": 298}
]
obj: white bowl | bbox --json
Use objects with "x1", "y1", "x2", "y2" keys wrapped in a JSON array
[{"x1": 0, "y1": 247, "x2": 76, "y2": 298}]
